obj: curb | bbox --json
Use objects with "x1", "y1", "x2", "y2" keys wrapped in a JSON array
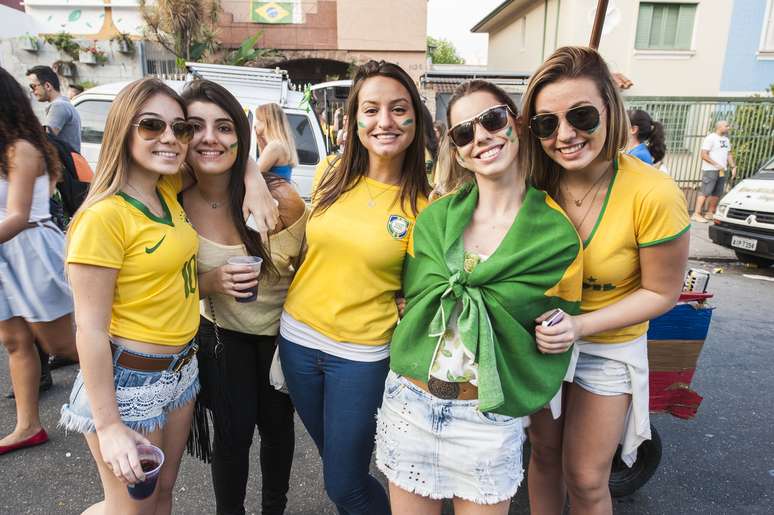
[{"x1": 689, "y1": 256, "x2": 738, "y2": 263}]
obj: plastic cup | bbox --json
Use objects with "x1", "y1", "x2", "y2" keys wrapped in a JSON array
[
  {"x1": 227, "y1": 256, "x2": 263, "y2": 303},
  {"x1": 127, "y1": 444, "x2": 165, "y2": 501}
]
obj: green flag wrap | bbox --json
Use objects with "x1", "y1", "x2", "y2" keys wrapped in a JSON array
[{"x1": 390, "y1": 183, "x2": 584, "y2": 417}]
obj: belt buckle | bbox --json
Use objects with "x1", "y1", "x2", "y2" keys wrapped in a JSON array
[
  {"x1": 427, "y1": 377, "x2": 460, "y2": 400},
  {"x1": 172, "y1": 341, "x2": 197, "y2": 373}
]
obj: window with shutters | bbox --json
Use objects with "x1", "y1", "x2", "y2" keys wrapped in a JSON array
[
  {"x1": 635, "y1": 3, "x2": 697, "y2": 51},
  {"x1": 761, "y1": 0, "x2": 774, "y2": 53}
]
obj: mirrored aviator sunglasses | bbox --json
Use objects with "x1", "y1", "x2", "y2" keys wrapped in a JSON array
[
  {"x1": 449, "y1": 105, "x2": 514, "y2": 147},
  {"x1": 529, "y1": 105, "x2": 601, "y2": 140},
  {"x1": 132, "y1": 118, "x2": 194, "y2": 144}
]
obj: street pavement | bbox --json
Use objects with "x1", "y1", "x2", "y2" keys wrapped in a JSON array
[{"x1": 1, "y1": 223, "x2": 773, "y2": 514}]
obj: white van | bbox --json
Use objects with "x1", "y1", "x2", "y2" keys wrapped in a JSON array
[
  {"x1": 72, "y1": 63, "x2": 326, "y2": 200},
  {"x1": 709, "y1": 157, "x2": 774, "y2": 267}
]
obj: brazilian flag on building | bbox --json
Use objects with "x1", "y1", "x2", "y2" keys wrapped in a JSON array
[{"x1": 251, "y1": 1, "x2": 294, "y2": 24}]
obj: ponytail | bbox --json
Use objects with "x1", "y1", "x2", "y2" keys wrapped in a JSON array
[{"x1": 647, "y1": 120, "x2": 666, "y2": 163}]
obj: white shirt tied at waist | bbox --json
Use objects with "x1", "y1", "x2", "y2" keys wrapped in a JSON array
[{"x1": 543, "y1": 334, "x2": 650, "y2": 467}]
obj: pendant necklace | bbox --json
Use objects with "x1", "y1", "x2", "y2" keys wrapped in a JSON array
[
  {"x1": 364, "y1": 176, "x2": 391, "y2": 208},
  {"x1": 563, "y1": 167, "x2": 611, "y2": 207},
  {"x1": 199, "y1": 189, "x2": 225, "y2": 209}
]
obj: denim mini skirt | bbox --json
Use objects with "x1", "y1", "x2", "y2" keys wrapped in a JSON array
[
  {"x1": 59, "y1": 341, "x2": 200, "y2": 434},
  {"x1": 375, "y1": 371, "x2": 526, "y2": 505}
]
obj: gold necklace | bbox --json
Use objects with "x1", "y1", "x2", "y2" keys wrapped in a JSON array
[
  {"x1": 562, "y1": 168, "x2": 610, "y2": 207},
  {"x1": 198, "y1": 188, "x2": 226, "y2": 209},
  {"x1": 125, "y1": 182, "x2": 161, "y2": 214},
  {"x1": 363, "y1": 176, "x2": 392, "y2": 208}
]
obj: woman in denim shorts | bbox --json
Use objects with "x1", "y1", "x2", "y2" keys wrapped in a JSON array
[
  {"x1": 522, "y1": 47, "x2": 690, "y2": 514},
  {"x1": 58, "y1": 78, "x2": 204, "y2": 514},
  {"x1": 378, "y1": 80, "x2": 584, "y2": 514}
]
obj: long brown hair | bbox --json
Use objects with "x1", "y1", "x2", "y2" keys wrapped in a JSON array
[
  {"x1": 313, "y1": 60, "x2": 430, "y2": 217},
  {"x1": 520, "y1": 46, "x2": 629, "y2": 198},
  {"x1": 0, "y1": 66, "x2": 61, "y2": 180},
  {"x1": 182, "y1": 80, "x2": 278, "y2": 280},
  {"x1": 433, "y1": 80, "x2": 521, "y2": 197}
]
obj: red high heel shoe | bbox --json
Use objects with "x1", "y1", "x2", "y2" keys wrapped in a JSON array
[{"x1": 0, "y1": 428, "x2": 49, "y2": 455}]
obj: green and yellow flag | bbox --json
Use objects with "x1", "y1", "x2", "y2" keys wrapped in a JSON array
[{"x1": 251, "y1": 1, "x2": 294, "y2": 24}]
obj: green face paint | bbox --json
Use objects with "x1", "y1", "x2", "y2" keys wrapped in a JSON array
[
  {"x1": 230, "y1": 142, "x2": 239, "y2": 151},
  {"x1": 357, "y1": 120, "x2": 366, "y2": 129},
  {"x1": 506, "y1": 126, "x2": 515, "y2": 141},
  {"x1": 401, "y1": 119, "x2": 414, "y2": 127}
]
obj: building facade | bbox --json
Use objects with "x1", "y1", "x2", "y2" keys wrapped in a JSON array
[{"x1": 473, "y1": 0, "x2": 773, "y2": 97}]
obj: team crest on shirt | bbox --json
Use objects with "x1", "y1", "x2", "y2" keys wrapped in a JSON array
[{"x1": 387, "y1": 215, "x2": 410, "y2": 240}]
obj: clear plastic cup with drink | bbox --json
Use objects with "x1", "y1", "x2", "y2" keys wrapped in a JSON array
[
  {"x1": 127, "y1": 444, "x2": 165, "y2": 500},
  {"x1": 227, "y1": 255, "x2": 263, "y2": 303}
]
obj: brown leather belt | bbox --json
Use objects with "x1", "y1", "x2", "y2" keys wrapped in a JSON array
[
  {"x1": 405, "y1": 376, "x2": 479, "y2": 401},
  {"x1": 25, "y1": 217, "x2": 53, "y2": 229},
  {"x1": 110, "y1": 342, "x2": 197, "y2": 373}
]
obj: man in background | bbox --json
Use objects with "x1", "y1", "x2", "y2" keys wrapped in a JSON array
[
  {"x1": 693, "y1": 120, "x2": 736, "y2": 222},
  {"x1": 26, "y1": 65, "x2": 81, "y2": 153},
  {"x1": 67, "y1": 83, "x2": 84, "y2": 100}
]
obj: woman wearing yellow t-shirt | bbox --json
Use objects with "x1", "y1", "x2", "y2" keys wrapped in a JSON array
[
  {"x1": 278, "y1": 60, "x2": 430, "y2": 515},
  {"x1": 59, "y1": 78, "x2": 278, "y2": 515},
  {"x1": 521, "y1": 48, "x2": 690, "y2": 514}
]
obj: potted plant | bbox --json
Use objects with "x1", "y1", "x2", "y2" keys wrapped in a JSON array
[
  {"x1": 52, "y1": 60, "x2": 76, "y2": 78},
  {"x1": 79, "y1": 43, "x2": 108, "y2": 65},
  {"x1": 44, "y1": 32, "x2": 80, "y2": 60},
  {"x1": 20, "y1": 34, "x2": 40, "y2": 52},
  {"x1": 110, "y1": 32, "x2": 135, "y2": 54}
]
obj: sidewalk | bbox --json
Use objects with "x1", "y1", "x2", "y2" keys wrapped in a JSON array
[{"x1": 688, "y1": 220, "x2": 736, "y2": 262}]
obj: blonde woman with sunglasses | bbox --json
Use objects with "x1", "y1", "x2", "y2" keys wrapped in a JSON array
[
  {"x1": 377, "y1": 80, "x2": 583, "y2": 515},
  {"x1": 522, "y1": 47, "x2": 689, "y2": 515},
  {"x1": 59, "y1": 78, "x2": 278, "y2": 515}
]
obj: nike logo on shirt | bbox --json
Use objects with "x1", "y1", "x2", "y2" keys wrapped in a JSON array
[{"x1": 145, "y1": 235, "x2": 166, "y2": 254}]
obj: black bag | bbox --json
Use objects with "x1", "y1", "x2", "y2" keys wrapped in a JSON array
[{"x1": 46, "y1": 135, "x2": 89, "y2": 228}]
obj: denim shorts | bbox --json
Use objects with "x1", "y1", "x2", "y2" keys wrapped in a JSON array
[
  {"x1": 375, "y1": 371, "x2": 525, "y2": 505},
  {"x1": 573, "y1": 352, "x2": 632, "y2": 396},
  {"x1": 59, "y1": 341, "x2": 200, "y2": 434}
]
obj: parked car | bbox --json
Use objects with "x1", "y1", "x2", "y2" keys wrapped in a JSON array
[
  {"x1": 709, "y1": 157, "x2": 774, "y2": 267},
  {"x1": 72, "y1": 63, "x2": 325, "y2": 200}
]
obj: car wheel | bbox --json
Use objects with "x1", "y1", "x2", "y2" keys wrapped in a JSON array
[
  {"x1": 609, "y1": 424, "x2": 662, "y2": 497},
  {"x1": 734, "y1": 251, "x2": 774, "y2": 268}
]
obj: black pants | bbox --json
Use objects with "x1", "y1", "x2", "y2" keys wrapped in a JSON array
[{"x1": 197, "y1": 317, "x2": 295, "y2": 515}]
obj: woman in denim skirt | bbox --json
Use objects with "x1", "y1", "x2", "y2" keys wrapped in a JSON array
[{"x1": 378, "y1": 80, "x2": 584, "y2": 514}]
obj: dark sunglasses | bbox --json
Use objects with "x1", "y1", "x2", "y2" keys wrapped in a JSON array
[
  {"x1": 131, "y1": 118, "x2": 194, "y2": 144},
  {"x1": 529, "y1": 105, "x2": 602, "y2": 140},
  {"x1": 449, "y1": 105, "x2": 517, "y2": 147}
]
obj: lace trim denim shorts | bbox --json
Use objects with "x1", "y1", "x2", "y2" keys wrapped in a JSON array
[
  {"x1": 375, "y1": 371, "x2": 526, "y2": 505},
  {"x1": 59, "y1": 341, "x2": 200, "y2": 434}
]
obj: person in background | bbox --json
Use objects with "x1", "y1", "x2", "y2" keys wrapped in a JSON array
[
  {"x1": 181, "y1": 80, "x2": 305, "y2": 515},
  {"x1": 26, "y1": 65, "x2": 82, "y2": 153},
  {"x1": 626, "y1": 109, "x2": 665, "y2": 167},
  {"x1": 521, "y1": 47, "x2": 689, "y2": 515},
  {"x1": 422, "y1": 104, "x2": 438, "y2": 176},
  {"x1": 254, "y1": 103, "x2": 298, "y2": 184},
  {"x1": 278, "y1": 60, "x2": 430, "y2": 515},
  {"x1": 693, "y1": 120, "x2": 736, "y2": 223},
  {"x1": 67, "y1": 83, "x2": 85, "y2": 100},
  {"x1": 433, "y1": 121, "x2": 447, "y2": 143},
  {"x1": 0, "y1": 67, "x2": 78, "y2": 456},
  {"x1": 336, "y1": 114, "x2": 349, "y2": 153}
]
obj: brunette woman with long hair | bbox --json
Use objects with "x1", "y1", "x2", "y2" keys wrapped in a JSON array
[
  {"x1": 522, "y1": 47, "x2": 690, "y2": 515},
  {"x1": 626, "y1": 109, "x2": 666, "y2": 166},
  {"x1": 181, "y1": 80, "x2": 306, "y2": 515},
  {"x1": 0, "y1": 67, "x2": 77, "y2": 456},
  {"x1": 278, "y1": 60, "x2": 430, "y2": 514}
]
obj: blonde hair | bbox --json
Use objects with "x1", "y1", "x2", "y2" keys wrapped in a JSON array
[
  {"x1": 430, "y1": 134, "x2": 472, "y2": 200},
  {"x1": 521, "y1": 46, "x2": 629, "y2": 198},
  {"x1": 255, "y1": 103, "x2": 298, "y2": 167},
  {"x1": 67, "y1": 78, "x2": 186, "y2": 250}
]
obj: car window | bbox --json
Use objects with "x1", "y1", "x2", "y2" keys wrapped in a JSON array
[
  {"x1": 287, "y1": 113, "x2": 319, "y2": 165},
  {"x1": 75, "y1": 100, "x2": 111, "y2": 144}
]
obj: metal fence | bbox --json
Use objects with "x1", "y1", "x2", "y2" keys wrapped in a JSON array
[{"x1": 625, "y1": 96, "x2": 774, "y2": 211}]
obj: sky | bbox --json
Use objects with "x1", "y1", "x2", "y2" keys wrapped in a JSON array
[{"x1": 427, "y1": 0, "x2": 504, "y2": 65}]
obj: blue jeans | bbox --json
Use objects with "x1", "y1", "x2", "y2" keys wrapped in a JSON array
[{"x1": 278, "y1": 336, "x2": 390, "y2": 515}]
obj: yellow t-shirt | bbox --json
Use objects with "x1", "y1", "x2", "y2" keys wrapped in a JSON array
[
  {"x1": 284, "y1": 164, "x2": 427, "y2": 345},
  {"x1": 582, "y1": 153, "x2": 690, "y2": 343},
  {"x1": 67, "y1": 174, "x2": 200, "y2": 345}
]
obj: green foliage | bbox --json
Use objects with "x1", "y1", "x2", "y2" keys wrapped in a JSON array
[
  {"x1": 427, "y1": 36, "x2": 464, "y2": 65},
  {"x1": 78, "y1": 80, "x2": 98, "y2": 90},
  {"x1": 45, "y1": 32, "x2": 80, "y2": 60},
  {"x1": 726, "y1": 101, "x2": 774, "y2": 179},
  {"x1": 110, "y1": 32, "x2": 135, "y2": 54},
  {"x1": 223, "y1": 33, "x2": 277, "y2": 66}
]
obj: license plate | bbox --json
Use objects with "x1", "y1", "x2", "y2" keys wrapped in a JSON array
[{"x1": 731, "y1": 235, "x2": 757, "y2": 251}]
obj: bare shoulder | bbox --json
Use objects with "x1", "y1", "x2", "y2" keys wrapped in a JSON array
[
  {"x1": 271, "y1": 181, "x2": 306, "y2": 232},
  {"x1": 6, "y1": 139, "x2": 44, "y2": 176}
]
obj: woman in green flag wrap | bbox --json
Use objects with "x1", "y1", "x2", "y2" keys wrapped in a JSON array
[{"x1": 375, "y1": 80, "x2": 584, "y2": 513}]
